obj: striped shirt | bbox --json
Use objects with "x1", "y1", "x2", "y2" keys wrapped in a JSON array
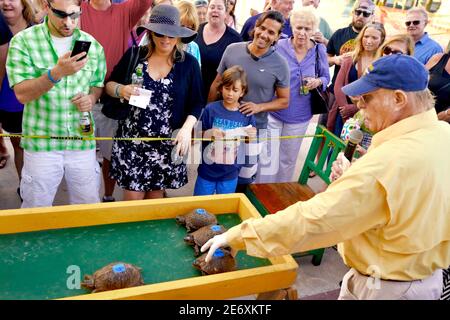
[{"x1": 6, "y1": 18, "x2": 106, "y2": 152}]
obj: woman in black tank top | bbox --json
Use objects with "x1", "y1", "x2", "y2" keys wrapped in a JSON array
[{"x1": 426, "y1": 45, "x2": 450, "y2": 123}]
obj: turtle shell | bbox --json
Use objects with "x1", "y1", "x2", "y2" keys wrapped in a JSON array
[
  {"x1": 81, "y1": 262, "x2": 144, "y2": 293},
  {"x1": 176, "y1": 208, "x2": 217, "y2": 232},
  {"x1": 192, "y1": 248, "x2": 236, "y2": 275},
  {"x1": 184, "y1": 224, "x2": 227, "y2": 256}
]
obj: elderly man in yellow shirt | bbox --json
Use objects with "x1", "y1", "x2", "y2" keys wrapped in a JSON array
[{"x1": 202, "y1": 54, "x2": 450, "y2": 300}]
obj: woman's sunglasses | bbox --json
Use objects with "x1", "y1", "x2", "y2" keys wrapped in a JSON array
[
  {"x1": 405, "y1": 20, "x2": 421, "y2": 27},
  {"x1": 47, "y1": 2, "x2": 82, "y2": 20},
  {"x1": 383, "y1": 46, "x2": 405, "y2": 56},
  {"x1": 153, "y1": 32, "x2": 174, "y2": 39},
  {"x1": 354, "y1": 9, "x2": 372, "y2": 18}
]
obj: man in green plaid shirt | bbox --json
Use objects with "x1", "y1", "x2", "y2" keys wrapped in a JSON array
[{"x1": 6, "y1": 0, "x2": 106, "y2": 208}]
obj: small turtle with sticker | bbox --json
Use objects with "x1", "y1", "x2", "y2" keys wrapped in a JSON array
[
  {"x1": 184, "y1": 224, "x2": 227, "y2": 256},
  {"x1": 81, "y1": 262, "x2": 144, "y2": 293},
  {"x1": 176, "y1": 208, "x2": 217, "y2": 232},
  {"x1": 193, "y1": 248, "x2": 237, "y2": 275}
]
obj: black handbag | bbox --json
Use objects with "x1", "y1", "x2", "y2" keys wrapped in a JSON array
[
  {"x1": 101, "y1": 45, "x2": 142, "y2": 120},
  {"x1": 310, "y1": 45, "x2": 331, "y2": 115}
]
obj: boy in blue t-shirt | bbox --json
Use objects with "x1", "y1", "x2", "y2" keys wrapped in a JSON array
[{"x1": 194, "y1": 66, "x2": 256, "y2": 195}]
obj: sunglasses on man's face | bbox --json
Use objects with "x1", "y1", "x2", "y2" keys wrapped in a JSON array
[
  {"x1": 354, "y1": 9, "x2": 372, "y2": 18},
  {"x1": 153, "y1": 32, "x2": 174, "y2": 39},
  {"x1": 383, "y1": 46, "x2": 405, "y2": 56},
  {"x1": 405, "y1": 20, "x2": 421, "y2": 27},
  {"x1": 47, "y1": 2, "x2": 81, "y2": 20}
]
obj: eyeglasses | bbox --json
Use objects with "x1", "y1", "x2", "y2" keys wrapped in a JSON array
[
  {"x1": 153, "y1": 32, "x2": 174, "y2": 39},
  {"x1": 194, "y1": 0, "x2": 208, "y2": 7},
  {"x1": 383, "y1": 46, "x2": 405, "y2": 56},
  {"x1": 405, "y1": 20, "x2": 421, "y2": 27},
  {"x1": 47, "y1": 2, "x2": 81, "y2": 20},
  {"x1": 349, "y1": 93, "x2": 373, "y2": 106},
  {"x1": 354, "y1": 9, "x2": 372, "y2": 18}
]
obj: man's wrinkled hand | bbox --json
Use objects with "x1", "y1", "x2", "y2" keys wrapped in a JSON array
[
  {"x1": 330, "y1": 152, "x2": 351, "y2": 182},
  {"x1": 201, "y1": 233, "x2": 229, "y2": 263}
]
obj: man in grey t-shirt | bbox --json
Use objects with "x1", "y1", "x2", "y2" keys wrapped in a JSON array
[
  {"x1": 208, "y1": 11, "x2": 290, "y2": 185},
  {"x1": 215, "y1": 43, "x2": 290, "y2": 129}
]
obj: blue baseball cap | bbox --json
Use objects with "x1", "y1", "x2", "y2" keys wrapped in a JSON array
[{"x1": 342, "y1": 55, "x2": 429, "y2": 97}]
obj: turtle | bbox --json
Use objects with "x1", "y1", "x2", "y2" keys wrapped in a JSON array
[
  {"x1": 184, "y1": 224, "x2": 227, "y2": 256},
  {"x1": 192, "y1": 248, "x2": 237, "y2": 275},
  {"x1": 175, "y1": 208, "x2": 217, "y2": 232},
  {"x1": 81, "y1": 262, "x2": 144, "y2": 293}
]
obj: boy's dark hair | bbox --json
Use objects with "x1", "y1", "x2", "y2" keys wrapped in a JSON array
[
  {"x1": 218, "y1": 66, "x2": 248, "y2": 100},
  {"x1": 250, "y1": 10, "x2": 285, "y2": 40}
]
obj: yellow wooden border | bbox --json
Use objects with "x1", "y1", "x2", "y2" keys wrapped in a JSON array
[{"x1": 0, "y1": 194, "x2": 298, "y2": 300}]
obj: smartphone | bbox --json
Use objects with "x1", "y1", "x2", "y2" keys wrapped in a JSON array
[{"x1": 70, "y1": 40, "x2": 91, "y2": 61}]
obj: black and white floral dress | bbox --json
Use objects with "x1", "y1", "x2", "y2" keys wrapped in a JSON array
[{"x1": 110, "y1": 62, "x2": 188, "y2": 192}]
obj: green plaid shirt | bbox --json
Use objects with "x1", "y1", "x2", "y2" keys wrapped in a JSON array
[{"x1": 6, "y1": 18, "x2": 106, "y2": 152}]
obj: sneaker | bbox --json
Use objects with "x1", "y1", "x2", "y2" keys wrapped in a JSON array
[{"x1": 102, "y1": 196, "x2": 115, "y2": 202}]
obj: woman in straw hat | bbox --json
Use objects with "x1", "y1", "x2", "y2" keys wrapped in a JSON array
[{"x1": 105, "y1": 5, "x2": 204, "y2": 201}]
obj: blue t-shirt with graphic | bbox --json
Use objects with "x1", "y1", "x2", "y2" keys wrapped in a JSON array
[{"x1": 198, "y1": 101, "x2": 256, "y2": 182}]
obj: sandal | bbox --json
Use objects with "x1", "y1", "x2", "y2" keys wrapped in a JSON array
[{"x1": 0, "y1": 154, "x2": 9, "y2": 169}]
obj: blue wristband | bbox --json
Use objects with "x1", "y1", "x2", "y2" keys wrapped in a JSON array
[{"x1": 47, "y1": 69, "x2": 61, "y2": 84}]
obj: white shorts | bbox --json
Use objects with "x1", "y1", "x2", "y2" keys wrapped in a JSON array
[
  {"x1": 93, "y1": 103, "x2": 118, "y2": 161},
  {"x1": 20, "y1": 149, "x2": 101, "y2": 208}
]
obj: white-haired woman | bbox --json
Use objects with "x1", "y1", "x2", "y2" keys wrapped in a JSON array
[{"x1": 267, "y1": 8, "x2": 330, "y2": 183}]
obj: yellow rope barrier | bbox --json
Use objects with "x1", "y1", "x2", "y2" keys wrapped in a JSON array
[{"x1": 0, "y1": 133, "x2": 324, "y2": 142}]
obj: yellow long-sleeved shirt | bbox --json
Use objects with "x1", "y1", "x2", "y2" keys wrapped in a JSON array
[{"x1": 227, "y1": 109, "x2": 450, "y2": 281}]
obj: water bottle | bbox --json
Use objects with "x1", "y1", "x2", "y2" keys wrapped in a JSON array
[
  {"x1": 79, "y1": 111, "x2": 93, "y2": 135},
  {"x1": 131, "y1": 63, "x2": 144, "y2": 87},
  {"x1": 300, "y1": 78, "x2": 310, "y2": 95}
]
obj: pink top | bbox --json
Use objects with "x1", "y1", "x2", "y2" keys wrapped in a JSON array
[{"x1": 80, "y1": 0, "x2": 152, "y2": 80}]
